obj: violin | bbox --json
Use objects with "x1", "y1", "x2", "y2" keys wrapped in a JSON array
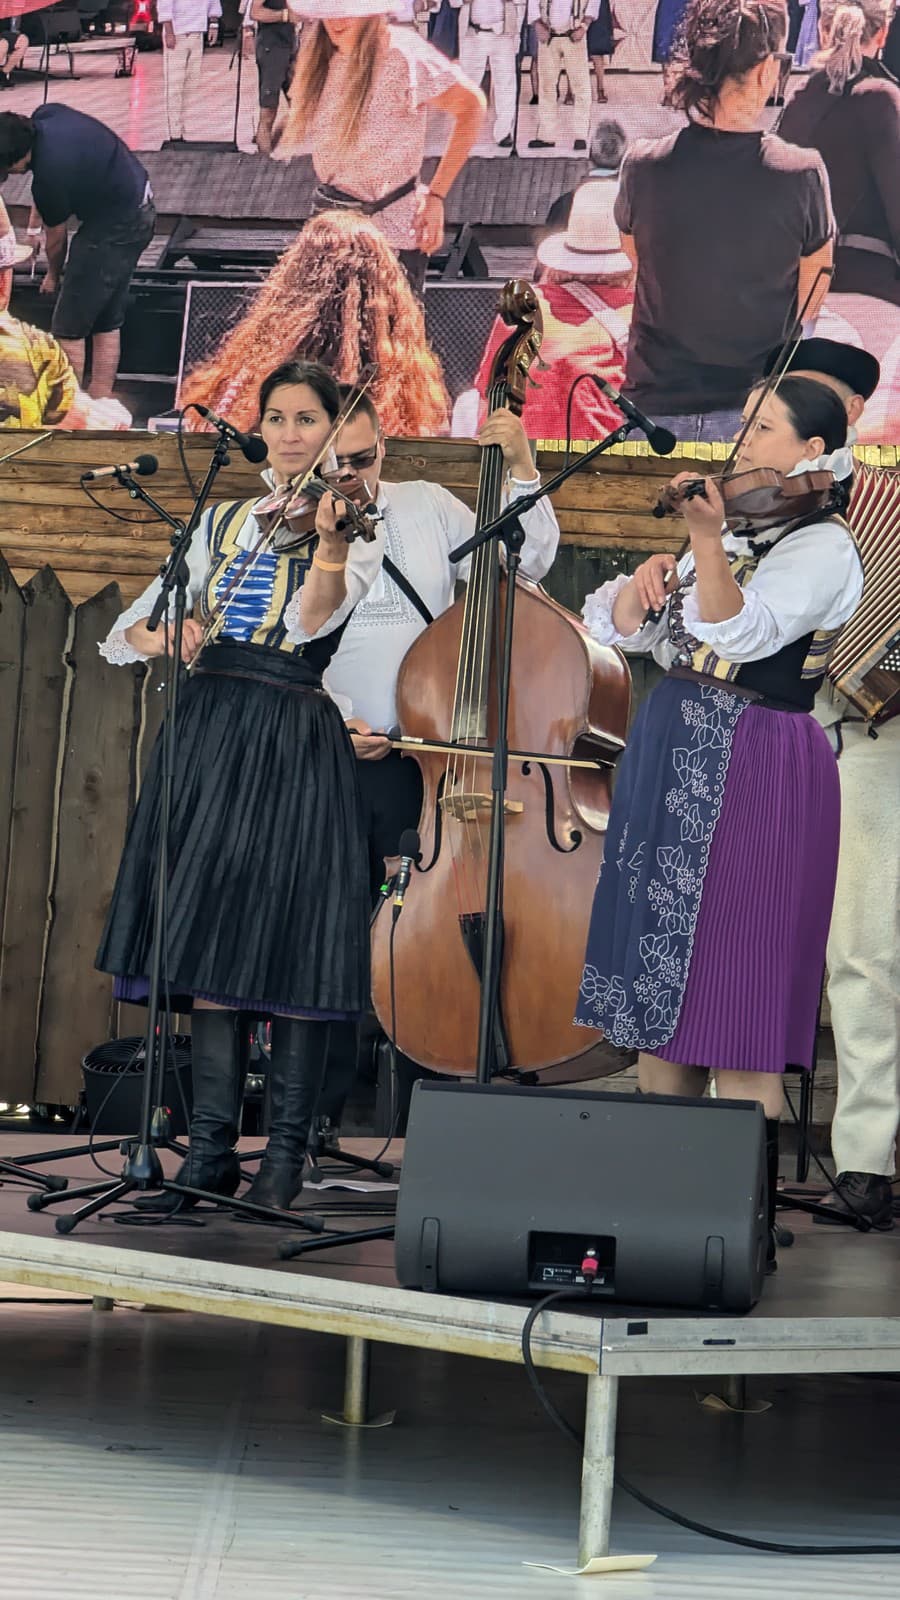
[
  {"x1": 653, "y1": 466, "x2": 836, "y2": 536},
  {"x1": 253, "y1": 466, "x2": 380, "y2": 548},
  {"x1": 188, "y1": 379, "x2": 380, "y2": 669}
]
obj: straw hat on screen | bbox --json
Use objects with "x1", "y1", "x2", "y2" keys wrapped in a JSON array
[{"x1": 537, "y1": 179, "x2": 631, "y2": 277}]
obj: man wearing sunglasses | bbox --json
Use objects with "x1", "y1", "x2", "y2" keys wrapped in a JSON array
[{"x1": 316, "y1": 384, "x2": 560, "y2": 1142}]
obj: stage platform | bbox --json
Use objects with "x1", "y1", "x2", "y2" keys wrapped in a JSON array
[{"x1": 0, "y1": 1132, "x2": 898, "y2": 1569}]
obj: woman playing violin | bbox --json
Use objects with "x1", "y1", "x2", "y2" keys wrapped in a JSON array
[
  {"x1": 576, "y1": 376, "x2": 863, "y2": 1267},
  {"x1": 96, "y1": 359, "x2": 384, "y2": 1213}
]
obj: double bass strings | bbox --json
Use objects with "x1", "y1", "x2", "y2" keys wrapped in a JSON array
[{"x1": 446, "y1": 384, "x2": 508, "y2": 915}]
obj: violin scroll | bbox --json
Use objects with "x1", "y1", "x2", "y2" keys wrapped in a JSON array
[{"x1": 652, "y1": 477, "x2": 708, "y2": 519}]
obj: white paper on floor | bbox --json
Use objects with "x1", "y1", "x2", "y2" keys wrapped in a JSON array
[
  {"x1": 304, "y1": 1178, "x2": 400, "y2": 1192},
  {"x1": 524, "y1": 1554, "x2": 657, "y2": 1575}
]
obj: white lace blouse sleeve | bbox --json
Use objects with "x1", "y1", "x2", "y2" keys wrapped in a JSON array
[
  {"x1": 98, "y1": 513, "x2": 213, "y2": 665},
  {"x1": 504, "y1": 472, "x2": 560, "y2": 583},
  {"x1": 448, "y1": 473, "x2": 560, "y2": 585},
  {"x1": 681, "y1": 521, "x2": 864, "y2": 662},
  {"x1": 582, "y1": 573, "x2": 671, "y2": 657},
  {"x1": 284, "y1": 524, "x2": 386, "y2": 645}
]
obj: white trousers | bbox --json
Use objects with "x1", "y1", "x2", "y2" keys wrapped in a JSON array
[
  {"x1": 459, "y1": 27, "x2": 518, "y2": 143},
  {"x1": 164, "y1": 32, "x2": 204, "y2": 141},
  {"x1": 826, "y1": 716, "x2": 900, "y2": 1176},
  {"x1": 536, "y1": 34, "x2": 591, "y2": 143}
]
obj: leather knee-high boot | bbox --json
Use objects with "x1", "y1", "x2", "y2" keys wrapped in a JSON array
[
  {"x1": 765, "y1": 1117, "x2": 780, "y2": 1274},
  {"x1": 137, "y1": 1008, "x2": 246, "y2": 1213},
  {"x1": 244, "y1": 1018, "x2": 331, "y2": 1211}
]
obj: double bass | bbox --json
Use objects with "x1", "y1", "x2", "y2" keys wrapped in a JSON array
[{"x1": 370, "y1": 282, "x2": 631, "y2": 1077}]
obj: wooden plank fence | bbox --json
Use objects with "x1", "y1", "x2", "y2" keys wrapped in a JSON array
[{"x1": 0, "y1": 556, "x2": 162, "y2": 1106}]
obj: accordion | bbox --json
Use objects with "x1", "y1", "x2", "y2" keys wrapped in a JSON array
[{"x1": 828, "y1": 462, "x2": 900, "y2": 725}]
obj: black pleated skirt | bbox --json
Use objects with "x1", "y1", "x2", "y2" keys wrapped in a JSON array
[{"x1": 97, "y1": 640, "x2": 370, "y2": 1018}]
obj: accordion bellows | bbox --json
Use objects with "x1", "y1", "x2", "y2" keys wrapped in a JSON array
[{"x1": 830, "y1": 462, "x2": 900, "y2": 724}]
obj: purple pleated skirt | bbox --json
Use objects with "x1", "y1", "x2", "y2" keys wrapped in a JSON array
[
  {"x1": 657, "y1": 700, "x2": 840, "y2": 1072},
  {"x1": 576, "y1": 676, "x2": 841, "y2": 1073}
]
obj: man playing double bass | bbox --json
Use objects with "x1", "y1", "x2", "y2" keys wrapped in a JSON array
[{"x1": 317, "y1": 386, "x2": 561, "y2": 1139}]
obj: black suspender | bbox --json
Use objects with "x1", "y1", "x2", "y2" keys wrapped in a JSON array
[{"x1": 381, "y1": 554, "x2": 434, "y2": 627}]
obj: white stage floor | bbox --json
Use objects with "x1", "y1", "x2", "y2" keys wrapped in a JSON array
[
  {"x1": 1, "y1": 44, "x2": 792, "y2": 159},
  {"x1": 0, "y1": 1133, "x2": 898, "y2": 1593},
  {"x1": 1, "y1": 1282, "x2": 898, "y2": 1598}
]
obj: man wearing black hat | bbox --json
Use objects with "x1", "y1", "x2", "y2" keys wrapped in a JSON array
[
  {"x1": 761, "y1": 337, "x2": 880, "y2": 433},
  {"x1": 764, "y1": 336, "x2": 899, "y2": 1229}
]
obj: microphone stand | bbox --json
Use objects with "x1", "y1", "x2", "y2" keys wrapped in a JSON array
[
  {"x1": 509, "y1": 24, "x2": 524, "y2": 156},
  {"x1": 28, "y1": 437, "x2": 325, "y2": 1237},
  {"x1": 450, "y1": 421, "x2": 637, "y2": 1082},
  {"x1": 277, "y1": 419, "x2": 637, "y2": 1263}
]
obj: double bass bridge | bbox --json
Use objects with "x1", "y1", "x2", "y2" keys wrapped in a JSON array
[{"x1": 439, "y1": 791, "x2": 524, "y2": 823}]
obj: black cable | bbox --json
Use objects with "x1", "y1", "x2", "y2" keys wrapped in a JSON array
[
  {"x1": 79, "y1": 476, "x2": 165, "y2": 527},
  {"x1": 521, "y1": 1290, "x2": 900, "y2": 1556},
  {"x1": 86, "y1": 1039, "x2": 145, "y2": 1178},
  {"x1": 365, "y1": 913, "x2": 403, "y2": 1170},
  {"x1": 564, "y1": 373, "x2": 597, "y2": 472},
  {"x1": 176, "y1": 405, "x2": 200, "y2": 497}
]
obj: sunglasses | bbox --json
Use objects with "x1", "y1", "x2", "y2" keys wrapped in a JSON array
[{"x1": 334, "y1": 444, "x2": 380, "y2": 472}]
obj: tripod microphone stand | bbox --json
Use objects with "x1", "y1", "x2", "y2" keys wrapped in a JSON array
[
  {"x1": 278, "y1": 420, "x2": 638, "y2": 1264},
  {"x1": 28, "y1": 437, "x2": 325, "y2": 1237}
]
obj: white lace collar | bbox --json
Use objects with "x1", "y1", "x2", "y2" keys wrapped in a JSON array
[{"x1": 789, "y1": 445, "x2": 855, "y2": 482}]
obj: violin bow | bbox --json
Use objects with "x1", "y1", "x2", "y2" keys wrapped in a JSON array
[
  {"x1": 717, "y1": 262, "x2": 836, "y2": 484},
  {"x1": 189, "y1": 369, "x2": 379, "y2": 665},
  {"x1": 646, "y1": 264, "x2": 835, "y2": 616}
]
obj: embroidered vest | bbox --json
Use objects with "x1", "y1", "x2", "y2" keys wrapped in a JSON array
[
  {"x1": 667, "y1": 522, "x2": 851, "y2": 712},
  {"x1": 200, "y1": 498, "x2": 347, "y2": 672}
]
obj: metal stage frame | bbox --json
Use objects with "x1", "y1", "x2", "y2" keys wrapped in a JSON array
[{"x1": 0, "y1": 1135, "x2": 899, "y2": 1567}]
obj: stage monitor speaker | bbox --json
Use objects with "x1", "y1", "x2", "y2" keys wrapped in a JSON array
[{"x1": 394, "y1": 1082, "x2": 766, "y2": 1313}]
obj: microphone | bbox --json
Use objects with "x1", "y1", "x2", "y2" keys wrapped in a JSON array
[
  {"x1": 82, "y1": 453, "x2": 158, "y2": 482},
  {"x1": 392, "y1": 828, "x2": 421, "y2": 919},
  {"x1": 591, "y1": 379, "x2": 678, "y2": 456},
  {"x1": 192, "y1": 404, "x2": 268, "y2": 464}
]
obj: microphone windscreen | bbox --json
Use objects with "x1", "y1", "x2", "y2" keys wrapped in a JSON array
[
  {"x1": 648, "y1": 427, "x2": 678, "y2": 457},
  {"x1": 135, "y1": 454, "x2": 159, "y2": 476},
  {"x1": 398, "y1": 827, "x2": 421, "y2": 861},
  {"x1": 242, "y1": 435, "x2": 269, "y2": 465}
]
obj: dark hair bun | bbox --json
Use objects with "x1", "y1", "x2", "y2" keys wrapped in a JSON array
[{"x1": 670, "y1": 0, "x2": 787, "y2": 119}]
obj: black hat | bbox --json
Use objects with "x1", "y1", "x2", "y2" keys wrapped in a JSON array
[{"x1": 763, "y1": 338, "x2": 880, "y2": 399}]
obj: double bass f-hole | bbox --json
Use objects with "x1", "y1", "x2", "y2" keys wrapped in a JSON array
[{"x1": 522, "y1": 760, "x2": 583, "y2": 854}]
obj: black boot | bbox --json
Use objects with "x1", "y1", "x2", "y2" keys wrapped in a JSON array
[
  {"x1": 136, "y1": 1009, "x2": 246, "y2": 1213},
  {"x1": 765, "y1": 1117, "x2": 780, "y2": 1274},
  {"x1": 244, "y1": 1018, "x2": 330, "y2": 1212}
]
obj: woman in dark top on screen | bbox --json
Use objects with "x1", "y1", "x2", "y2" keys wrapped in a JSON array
[
  {"x1": 779, "y1": 0, "x2": 900, "y2": 334},
  {"x1": 884, "y1": 2, "x2": 900, "y2": 74},
  {"x1": 614, "y1": 0, "x2": 834, "y2": 443}
]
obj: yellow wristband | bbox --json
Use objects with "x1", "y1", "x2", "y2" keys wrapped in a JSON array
[{"x1": 313, "y1": 552, "x2": 348, "y2": 573}]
